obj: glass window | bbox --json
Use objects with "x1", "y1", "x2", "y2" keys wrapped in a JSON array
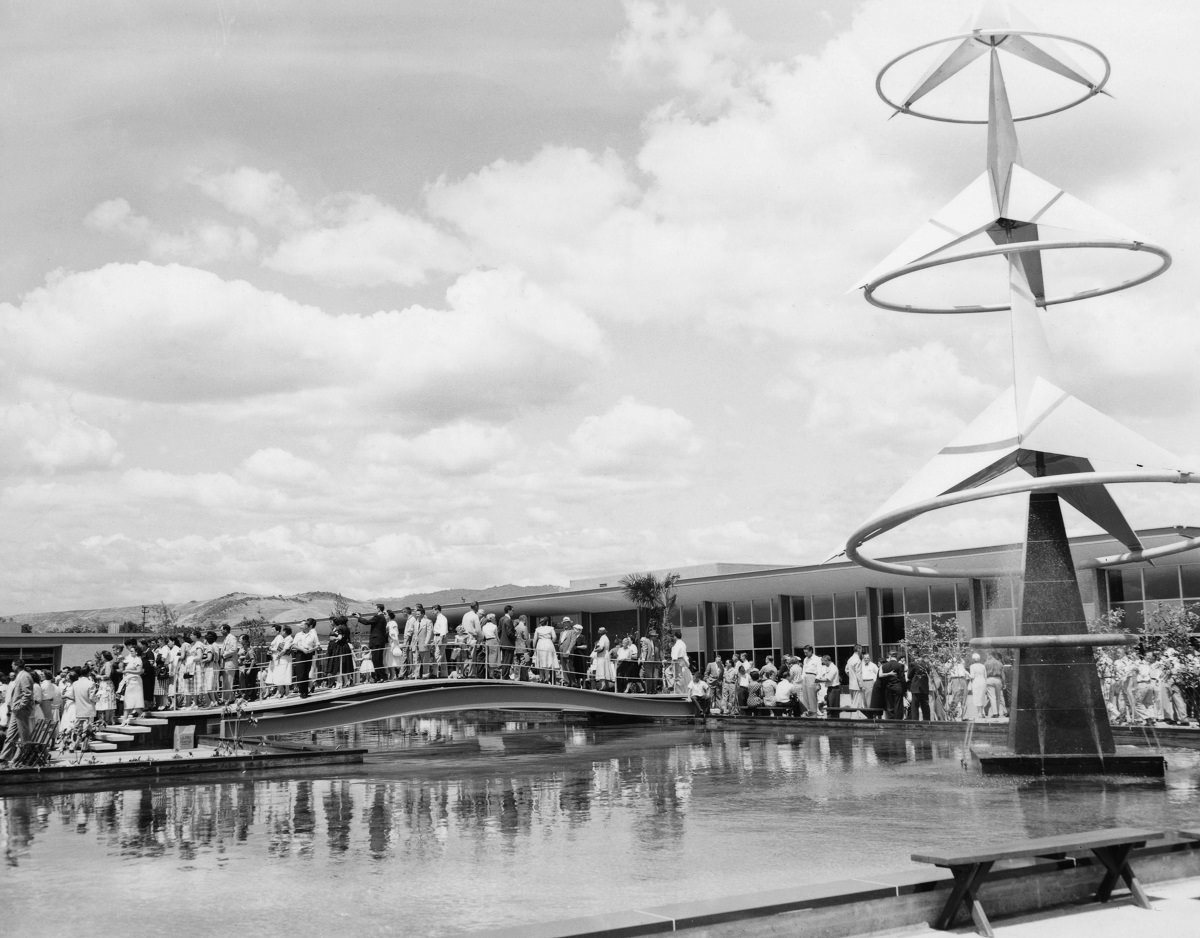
[
  {"x1": 857, "y1": 591, "x2": 868, "y2": 617},
  {"x1": 753, "y1": 623, "x2": 773, "y2": 648},
  {"x1": 956, "y1": 584, "x2": 971, "y2": 611},
  {"x1": 1106, "y1": 568, "x2": 1143, "y2": 604},
  {"x1": 878, "y1": 618, "x2": 902, "y2": 647},
  {"x1": 733, "y1": 601, "x2": 752, "y2": 624},
  {"x1": 1143, "y1": 566, "x2": 1180, "y2": 601},
  {"x1": 834, "y1": 619, "x2": 857, "y2": 644},
  {"x1": 1181, "y1": 565, "x2": 1200, "y2": 599},
  {"x1": 752, "y1": 599, "x2": 774, "y2": 623},
  {"x1": 716, "y1": 625, "x2": 734, "y2": 649},
  {"x1": 834, "y1": 592, "x2": 857, "y2": 618},
  {"x1": 811, "y1": 594, "x2": 834, "y2": 620},
  {"x1": 904, "y1": 587, "x2": 930, "y2": 614},
  {"x1": 880, "y1": 617, "x2": 905, "y2": 645},
  {"x1": 790, "y1": 595, "x2": 808, "y2": 621},
  {"x1": 878, "y1": 588, "x2": 903, "y2": 617},
  {"x1": 814, "y1": 620, "x2": 836, "y2": 646},
  {"x1": 929, "y1": 584, "x2": 956, "y2": 613},
  {"x1": 716, "y1": 603, "x2": 732, "y2": 626},
  {"x1": 682, "y1": 605, "x2": 698, "y2": 629}
]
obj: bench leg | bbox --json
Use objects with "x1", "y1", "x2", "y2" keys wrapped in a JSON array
[
  {"x1": 935, "y1": 862, "x2": 994, "y2": 937},
  {"x1": 1092, "y1": 844, "x2": 1151, "y2": 909}
]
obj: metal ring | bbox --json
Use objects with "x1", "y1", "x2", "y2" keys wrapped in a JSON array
[
  {"x1": 862, "y1": 240, "x2": 1171, "y2": 314},
  {"x1": 876, "y1": 29, "x2": 1111, "y2": 124},
  {"x1": 844, "y1": 469, "x2": 1198, "y2": 579}
]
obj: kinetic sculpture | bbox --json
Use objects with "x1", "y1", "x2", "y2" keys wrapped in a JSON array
[{"x1": 845, "y1": 2, "x2": 1194, "y2": 773}]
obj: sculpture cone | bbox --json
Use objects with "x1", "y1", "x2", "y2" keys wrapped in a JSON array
[{"x1": 1008, "y1": 491, "x2": 1115, "y2": 756}]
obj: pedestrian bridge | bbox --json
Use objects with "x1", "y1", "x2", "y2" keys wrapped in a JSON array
[{"x1": 165, "y1": 678, "x2": 696, "y2": 737}]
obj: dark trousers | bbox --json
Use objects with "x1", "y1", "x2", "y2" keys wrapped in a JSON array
[
  {"x1": 293, "y1": 651, "x2": 314, "y2": 698},
  {"x1": 885, "y1": 683, "x2": 906, "y2": 720},
  {"x1": 911, "y1": 691, "x2": 931, "y2": 721},
  {"x1": 369, "y1": 646, "x2": 385, "y2": 680}
]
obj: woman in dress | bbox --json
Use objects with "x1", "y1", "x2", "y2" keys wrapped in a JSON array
[
  {"x1": 385, "y1": 613, "x2": 402, "y2": 681},
  {"x1": 326, "y1": 621, "x2": 353, "y2": 688},
  {"x1": 966, "y1": 653, "x2": 988, "y2": 721},
  {"x1": 266, "y1": 625, "x2": 284, "y2": 697},
  {"x1": 276, "y1": 625, "x2": 294, "y2": 695},
  {"x1": 119, "y1": 638, "x2": 145, "y2": 722},
  {"x1": 95, "y1": 651, "x2": 118, "y2": 725},
  {"x1": 186, "y1": 629, "x2": 207, "y2": 707},
  {"x1": 532, "y1": 618, "x2": 558, "y2": 682},
  {"x1": 512, "y1": 615, "x2": 530, "y2": 681},
  {"x1": 154, "y1": 638, "x2": 174, "y2": 710},
  {"x1": 592, "y1": 628, "x2": 615, "y2": 691}
]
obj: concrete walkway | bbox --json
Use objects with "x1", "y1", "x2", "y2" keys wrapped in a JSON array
[{"x1": 891, "y1": 875, "x2": 1200, "y2": 938}]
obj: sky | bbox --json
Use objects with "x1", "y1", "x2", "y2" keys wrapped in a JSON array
[{"x1": 2, "y1": 0, "x2": 1199, "y2": 614}]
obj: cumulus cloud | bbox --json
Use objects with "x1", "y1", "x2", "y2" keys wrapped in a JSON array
[
  {"x1": 612, "y1": 0, "x2": 754, "y2": 112},
  {"x1": 190, "y1": 167, "x2": 312, "y2": 231},
  {"x1": 0, "y1": 402, "x2": 122, "y2": 474},
  {"x1": 266, "y1": 194, "x2": 469, "y2": 288},
  {"x1": 569, "y1": 396, "x2": 701, "y2": 473},
  {"x1": 0, "y1": 262, "x2": 604, "y2": 425},
  {"x1": 85, "y1": 198, "x2": 259, "y2": 264}
]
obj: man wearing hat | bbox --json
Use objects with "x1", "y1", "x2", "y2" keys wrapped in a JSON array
[{"x1": 557, "y1": 618, "x2": 581, "y2": 686}]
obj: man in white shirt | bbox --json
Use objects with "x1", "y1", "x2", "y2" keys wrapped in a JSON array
[
  {"x1": 432, "y1": 605, "x2": 450, "y2": 678},
  {"x1": 801, "y1": 646, "x2": 821, "y2": 714},
  {"x1": 844, "y1": 646, "x2": 863, "y2": 715},
  {"x1": 772, "y1": 675, "x2": 804, "y2": 718},
  {"x1": 292, "y1": 618, "x2": 321, "y2": 698},
  {"x1": 669, "y1": 631, "x2": 689, "y2": 694},
  {"x1": 460, "y1": 601, "x2": 481, "y2": 678},
  {"x1": 220, "y1": 625, "x2": 239, "y2": 702}
]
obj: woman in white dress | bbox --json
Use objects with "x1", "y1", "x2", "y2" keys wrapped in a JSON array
[
  {"x1": 119, "y1": 640, "x2": 145, "y2": 721},
  {"x1": 592, "y1": 628, "x2": 615, "y2": 690},
  {"x1": 95, "y1": 651, "x2": 118, "y2": 724},
  {"x1": 276, "y1": 626, "x2": 294, "y2": 695},
  {"x1": 385, "y1": 614, "x2": 402, "y2": 680},
  {"x1": 532, "y1": 620, "x2": 558, "y2": 682},
  {"x1": 966, "y1": 653, "x2": 988, "y2": 721}
]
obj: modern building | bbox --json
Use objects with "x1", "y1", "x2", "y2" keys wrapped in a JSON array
[{"x1": 6, "y1": 526, "x2": 1195, "y2": 677}]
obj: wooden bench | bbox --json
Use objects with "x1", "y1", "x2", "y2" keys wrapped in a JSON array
[
  {"x1": 911, "y1": 826, "x2": 1163, "y2": 937},
  {"x1": 824, "y1": 706, "x2": 885, "y2": 719},
  {"x1": 745, "y1": 703, "x2": 806, "y2": 718}
]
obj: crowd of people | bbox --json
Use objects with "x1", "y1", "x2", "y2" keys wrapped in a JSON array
[
  {"x1": 685, "y1": 646, "x2": 1016, "y2": 722},
  {"x1": 6, "y1": 617, "x2": 1197, "y2": 765},
  {"x1": 1096, "y1": 645, "x2": 1200, "y2": 726}
]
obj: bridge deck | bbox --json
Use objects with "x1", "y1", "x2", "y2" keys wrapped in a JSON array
[{"x1": 161, "y1": 678, "x2": 696, "y2": 736}]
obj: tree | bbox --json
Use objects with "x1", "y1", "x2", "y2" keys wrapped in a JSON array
[
  {"x1": 620, "y1": 571, "x2": 681, "y2": 655},
  {"x1": 900, "y1": 613, "x2": 966, "y2": 677}
]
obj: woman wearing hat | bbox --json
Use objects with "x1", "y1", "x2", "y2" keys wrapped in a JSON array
[{"x1": 592, "y1": 628, "x2": 615, "y2": 691}]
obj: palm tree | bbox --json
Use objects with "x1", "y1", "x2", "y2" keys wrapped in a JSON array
[{"x1": 619, "y1": 571, "x2": 681, "y2": 651}]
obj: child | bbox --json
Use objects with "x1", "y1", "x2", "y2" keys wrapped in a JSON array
[{"x1": 357, "y1": 644, "x2": 375, "y2": 684}]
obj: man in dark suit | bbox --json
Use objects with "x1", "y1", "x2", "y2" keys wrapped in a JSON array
[
  {"x1": 498, "y1": 605, "x2": 516, "y2": 675},
  {"x1": 880, "y1": 653, "x2": 907, "y2": 720},
  {"x1": 362, "y1": 603, "x2": 388, "y2": 681},
  {"x1": 908, "y1": 657, "x2": 931, "y2": 720}
]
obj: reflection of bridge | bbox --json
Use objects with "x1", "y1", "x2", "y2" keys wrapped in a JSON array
[{"x1": 162, "y1": 679, "x2": 695, "y2": 737}]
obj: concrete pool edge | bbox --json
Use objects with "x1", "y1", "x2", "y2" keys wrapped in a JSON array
[
  {"x1": 0, "y1": 737, "x2": 367, "y2": 791},
  {"x1": 462, "y1": 836, "x2": 1200, "y2": 938}
]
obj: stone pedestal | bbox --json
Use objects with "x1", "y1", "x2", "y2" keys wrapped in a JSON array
[
  {"x1": 1006, "y1": 491, "x2": 1114, "y2": 757},
  {"x1": 976, "y1": 492, "x2": 1162, "y2": 776}
]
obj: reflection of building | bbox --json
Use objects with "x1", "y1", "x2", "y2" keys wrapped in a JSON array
[{"x1": 3, "y1": 528, "x2": 1197, "y2": 676}]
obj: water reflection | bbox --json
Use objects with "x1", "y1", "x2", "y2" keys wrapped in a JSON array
[{"x1": 2, "y1": 719, "x2": 1197, "y2": 936}]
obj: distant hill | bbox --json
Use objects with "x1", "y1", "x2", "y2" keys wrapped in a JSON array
[{"x1": 0, "y1": 584, "x2": 564, "y2": 633}]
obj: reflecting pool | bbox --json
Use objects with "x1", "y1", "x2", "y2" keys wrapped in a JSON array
[{"x1": 3, "y1": 717, "x2": 1198, "y2": 936}]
